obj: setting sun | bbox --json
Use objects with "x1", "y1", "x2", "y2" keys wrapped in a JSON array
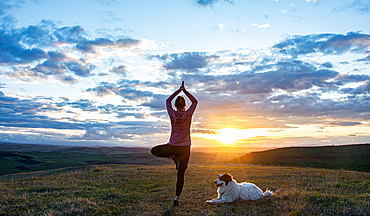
[
  {"x1": 193, "y1": 128, "x2": 267, "y2": 145},
  {"x1": 216, "y1": 128, "x2": 243, "y2": 144}
]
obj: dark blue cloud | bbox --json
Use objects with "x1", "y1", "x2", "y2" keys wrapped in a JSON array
[
  {"x1": 65, "y1": 62, "x2": 96, "y2": 77},
  {"x1": 320, "y1": 62, "x2": 333, "y2": 69},
  {"x1": 341, "y1": 80, "x2": 370, "y2": 95},
  {"x1": 357, "y1": 54, "x2": 370, "y2": 62},
  {"x1": 53, "y1": 25, "x2": 85, "y2": 43},
  {"x1": 68, "y1": 99, "x2": 99, "y2": 112},
  {"x1": 0, "y1": 17, "x2": 142, "y2": 83},
  {"x1": 148, "y1": 52, "x2": 218, "y2": 71},
  {"x1": 0, "y1": 91, "x2": 165, "y2": 141},
  {"x1": 85, "y1": 82, "x2": 118, "y2": 97},
  {"x1": 211, "y1": 60, "x2": 340, "y2": 94},
  {"x1": 110, "y1": 65, "x2": 128, "y2": 75},
  {"x1": 333, "y1": 0, "x2": 370, "y2": 14},
  {"x1": 86, "y1": 80, "x2": 155, "y2": 101},
  {"x1": 0, "y1": 91, "x2": 18, "y2": 103},
  {"x1": 0, "y1": 20, "x2": 70, "y2": 65},
  {"x1": 94, "y1": 0, "x2": 119, "y2": 7},
  {"x1": 0, "y1": 0, "x2": 23, "y2": 16},
  {"x1": 76, "y1": 37, "x2": 140, "y2": 53},
  {"x1": 85, "y1": 80, "x2": 168, "y2": 110},
  {"x1": 196, "y1": 0, "x2": 234, "y2": 7},
  {"x1": 328, "y1": 121, "x2": 362, "y2": 126},
  {"x1": 335, "y1": 74, "x2": 369, "y2": 84},
  {"x1": 273, "y1": 32, "x2": 370, "y2": 58}
]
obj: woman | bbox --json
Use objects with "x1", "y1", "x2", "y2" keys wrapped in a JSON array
[{"x1": 151, "y1": 81, "x2": 198, "y2": 207}]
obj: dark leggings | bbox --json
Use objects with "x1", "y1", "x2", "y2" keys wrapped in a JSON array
[{"x1": 151, "y1": 144, "x2": 190, "y2": 197}]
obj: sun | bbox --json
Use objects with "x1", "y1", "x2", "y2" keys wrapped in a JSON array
[
  {"x1": 193, "y1": 128, "x2": 267, "y2": 145},
  {"x1": 216, "y1": 128, "x2": 244, "y2": 145}
]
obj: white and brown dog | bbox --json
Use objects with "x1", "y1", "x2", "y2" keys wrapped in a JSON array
[{"x1": 206, "y1": 173, "x2": 274, "y2": 204}]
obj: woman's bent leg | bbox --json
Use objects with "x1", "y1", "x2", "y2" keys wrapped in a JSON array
[{"x1": 151, "y1": 144, "x2": 172, "y2": 158}]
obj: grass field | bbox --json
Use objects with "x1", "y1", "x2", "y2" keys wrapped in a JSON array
[
  {"x1": 228, "y1": 144, "x2": 370, "y2": 172},
  {"x1": 1, "y1": 164, "x2": 369, "y2": 215}
]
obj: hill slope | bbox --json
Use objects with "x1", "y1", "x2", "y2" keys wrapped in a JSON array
[
  {"x1": 0, "y1": 143, "x2": 252, "y2": 175},
  {"x1": 226, "y1": 144, "x2": 370, "y2": 172},
  {"x1": 1, "y1": 164, "x2": 369, "y2": 215}
]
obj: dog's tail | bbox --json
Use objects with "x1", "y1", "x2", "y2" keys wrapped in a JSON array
[{"x1": 263, "y1": 189, "x2": 274, "y2": 197}]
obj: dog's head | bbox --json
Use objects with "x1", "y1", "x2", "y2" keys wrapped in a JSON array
[{"x1": 214, "y1": 173, "x2": 233, "y2": 187}]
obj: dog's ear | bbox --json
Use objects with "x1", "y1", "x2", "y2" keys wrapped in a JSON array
[
  {"x1": 218, "y1": 173, "x2": 226, "y2": 179},
  {"x1": 225, "y1": 173, "x2": 232, "y2": 185},
  {"x1": 220, "y1": 173, "x2": 233, "y2": 186}
]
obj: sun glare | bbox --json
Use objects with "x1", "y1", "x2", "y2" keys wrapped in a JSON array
[
  {"x1": 216, "y1": 128, "x2": 243, "y2": 144},
  {"x1": 194, "y1": 128, "x2": 266, "y2": 145}
]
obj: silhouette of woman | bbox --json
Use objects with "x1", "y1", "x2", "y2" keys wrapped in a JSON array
[{"x1": 151, "y1": 81, "x2": 198, "y2": 207}]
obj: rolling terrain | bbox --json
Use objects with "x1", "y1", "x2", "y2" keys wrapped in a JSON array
[
  {"x1": 1, "y1": 143, "x2": 370, "y2": 176},
  {"x1": 226, "y1": 144, "x2": 370, "y2": 172}
]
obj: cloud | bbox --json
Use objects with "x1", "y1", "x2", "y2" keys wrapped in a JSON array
[
  {"x1": 357, "y1": 54, "x2": 370, "y2": 62},
  {"x1": 148, "y1": 52, "x2": 219, "y2": 71},
  {"x1": 328, "y1": 121, "x2": 362, "y2": 126},
  {"x1": 0, "y1": 90, "x2": 168, "y2": 144},
  {"x1": 195, "y1": 0, "x2": 234, "y2": 7},
  {"x1": 0, "y1": 17, "x2": 151, "y2": 84},
  {"x1": 252, "y1": 23, "x2": 271, "y2": 28},
  {"x1": 320, "y1": 62, "x2": 333, "y2": 68},
  {"x1": 219, "y1": 23, "x2": 226, "y2": 30},
  {"x1": 94, "y1": 0, "x2": 119, "y2": 7},
  {"x1": 85, "y1": 80, "x2": 161, "y2": 105},
  {"x1": 110, "y1": 65, "x2": 128, "y2": 75},
  {"x1": 333, "y1": 0, "x2": 370, "y2": 14},
  {"x1": 340, "y1": 80, "x2": 370, "y2": 95},
  {"x1": 98, "y1": 10, "x2": 123, "y2": 23},
  {"x1": 273, "y1": 31, "x2": 370, "y2": 57},
  {"x1": 75, "y1": 37, "x2": 141, "y2": 53},
  {"x1": 0, "y1": 0, "x2": 24, "y2": 16}
]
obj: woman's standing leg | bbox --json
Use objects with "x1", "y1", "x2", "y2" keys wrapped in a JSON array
[
  {"x1": 173, "y1": 146, "x2": 190, "y2": 206},
  {"x1": 175, "y1": 153, "x2": 190, "y2": 197}
]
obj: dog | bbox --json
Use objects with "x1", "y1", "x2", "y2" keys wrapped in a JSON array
[{"x1": 206, "y1": 173, "x2": 274, "y2": 204}]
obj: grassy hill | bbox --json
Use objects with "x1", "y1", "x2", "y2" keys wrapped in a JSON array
[
  {"x1": 0, "y1": 143, "x2": 169, "y2": 175},
  {"x1": 226, "y1": 144, "x2": 370, "y2": 172},
  {"x1": 0, "y1": 143, "x2": 252, "y2": 176},
  {"x1": 1, "y1": 143, "x2": 370, "y2": 176},
  {"x1": 0, "y1": 164, "x2": 369, "y2": 215}
]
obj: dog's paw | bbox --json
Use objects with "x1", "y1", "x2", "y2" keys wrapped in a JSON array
[{"x1": 205, "y1": 200, "x2": 213, "y2": 204}]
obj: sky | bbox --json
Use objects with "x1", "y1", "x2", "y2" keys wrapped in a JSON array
[{"x1": 0, "y1": 0, "x2": 369, "y2": 149}]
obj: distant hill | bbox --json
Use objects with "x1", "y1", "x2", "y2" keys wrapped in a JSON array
[
  {"x1": 0, "y1": 143, "x2": 170, "y2": 175},
  {"x1": 2, "y1": 142, "x2": 370, "y2": 175},
  {"x1": 0, "y1": 143, "x2": 249, "y2": 175},
  {"x1": 226, "y1": 144, "x2": 370, "y2": 172}
]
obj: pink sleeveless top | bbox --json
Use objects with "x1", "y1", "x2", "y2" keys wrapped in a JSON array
[{"x1": 166, "y1": 89, "x2": 197, "y2": 146}]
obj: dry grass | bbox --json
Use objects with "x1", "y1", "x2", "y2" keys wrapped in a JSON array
[{"x1": 1, "y1": 164, "x2": 369, "y2": 215}]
